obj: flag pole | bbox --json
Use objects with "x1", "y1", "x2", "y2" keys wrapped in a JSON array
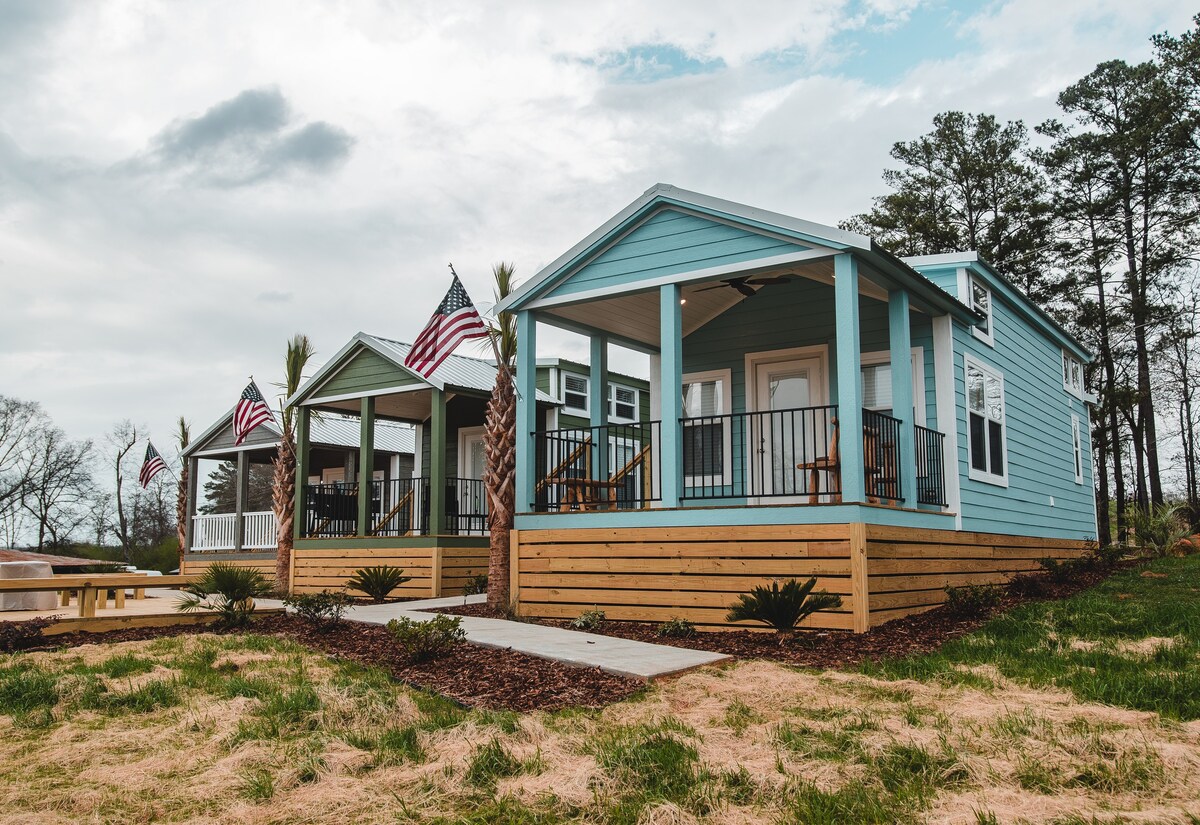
[{"x1": 450, "y1": 262, "x2": 512, "y2": 383}]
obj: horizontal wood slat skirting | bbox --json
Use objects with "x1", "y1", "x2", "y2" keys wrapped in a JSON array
[
  {"x1": 863, "y1": 524, "x2": 1087, "y2": 627},
  {"x1": 513, "y1": 523, "x2": 1089, "y2": 633},
  {"x1": 292, "y1": 544, "x2": 489, "y2": 598},
  {"x1": 514, "y1": 523, "x2": 857, "y2": 631}
]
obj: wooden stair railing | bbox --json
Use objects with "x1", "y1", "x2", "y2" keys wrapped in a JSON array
[
  {"x1": 535, "y1": 436, "x2": 592, "y2": 494},
  {"x1": 372, "y1": 487, "x2": 414, "y2": 535}
]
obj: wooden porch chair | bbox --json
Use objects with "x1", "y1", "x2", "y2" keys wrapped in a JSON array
[{"x1": 796, "y1": 418, "x2": 840, "y2": 504}]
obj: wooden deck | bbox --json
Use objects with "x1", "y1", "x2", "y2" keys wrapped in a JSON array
[{"x1": 0, "y1": 588, "x2": 284, "y2": 636}]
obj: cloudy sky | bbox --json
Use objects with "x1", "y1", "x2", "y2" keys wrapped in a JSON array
[{"x1": 1, "y1": 0, "x2": 1193, "y2": 454}]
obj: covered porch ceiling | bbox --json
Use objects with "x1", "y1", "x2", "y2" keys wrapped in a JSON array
[
  {"x1": 537, "y1": 256, "x2": 922, "y2": 351},
  {"x1": 311, "y1": 387, "x2": 441, "y2": 423}
]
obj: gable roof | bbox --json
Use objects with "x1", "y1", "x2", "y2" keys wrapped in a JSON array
[
  {"x1": 496, "y1": 183, "x2": 978, "y2": 324},
  {"x1": 289, "y1": 332, "x2": 556, "y2": 408},
  {"x1": 184, "y1": 409, "x2": 415, "y2": 458},
  {"x1": 903, "y1": 252, "x2": 1093, "y2": 361}
]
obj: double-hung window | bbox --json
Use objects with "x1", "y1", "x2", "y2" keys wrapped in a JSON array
[
  {"x1": 681, "y1": 370, "x2": 731, "y2": 489},
  {"x1": 609, "y1": 383, "x2": 638, "y2": 423},
  {"x1": 1071, "y1": 414, "x2": 1084, "y2": 484},
  {"x1": 561, "y1": 373, "x2": 589, "y2": 416},
  {"x1": 965, "y1": 355, "x2": 1007, "y2": 486},
  {"x1": 967, "y1": 275, "x2": 994, "y2": 346},
  {"x1": 1062, "y1": 351, "x2": 1084, "y2": 398}
]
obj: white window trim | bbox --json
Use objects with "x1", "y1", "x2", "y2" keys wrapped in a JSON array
[
  {"x1": 1062, "y1": 350, "x2": 1086, "y2": 399},
  {"x1": 608, "y1": 382, "x2": 639, "y2": 424},
  {"x1": 1071, "y1": 414, "x2": 1084, "y2": 484},
  {"x1": 561, "y1": 371, "x2": 589, "y2": 416},
  {"x1": 681, "y1": 368, "x2": 732, "y2": 488},
  {"x1": 964, "y1": 353, "x2": 1009, "y2": 488},
  {"x1": 859, "y1": 348, "x2": 926, "y2": 424},
  {"x1": 959, "y1": 270, "x2": 995, "y2": 347}
]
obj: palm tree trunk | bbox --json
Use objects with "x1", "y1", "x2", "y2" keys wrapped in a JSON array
[
  {"x1": 176, "y1": 463, "x2": 188, "y2": 570},
  {"x1": 273, "y1": 431, "x2": 295, "y2": 590},
  {"x1": 484, "y1": 366, "x2": 516, "y2": 609}
]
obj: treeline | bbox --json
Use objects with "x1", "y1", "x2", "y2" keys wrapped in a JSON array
[
  {"x1": 0, "y1": 395, "x2": 178, "y2": 568},
  {"x1": 843, "y1": 17, "x2": 1200, "y2": 544}
]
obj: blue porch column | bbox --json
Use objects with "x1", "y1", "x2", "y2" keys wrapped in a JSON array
[
  {"x1": 888, "y1": 290, "x2": 918, "y2": 506},
  {"x1": 834, "y1": 253, "x2": 865, "y2": 503},
  {"x1": 515, "y1": 310, "x2": 538, "y2": 512},
  {"x1": 589, "y1": 335, "x2": 609, "y2": 484},
  {"x1": 357, "y1": 396, "x2": 375, "y2": 536},
  {"x1": 659, "y1": 284, "x2": 683, "y2": 507}
]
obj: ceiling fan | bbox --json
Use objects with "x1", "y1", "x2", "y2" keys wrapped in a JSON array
[{"x1": 693, "y1": 274, "x2": 792, "y2": 297}]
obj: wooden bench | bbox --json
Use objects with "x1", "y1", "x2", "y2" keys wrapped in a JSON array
[{"x1": 0, "y1": 574, "x2": 197, "y2": 619}]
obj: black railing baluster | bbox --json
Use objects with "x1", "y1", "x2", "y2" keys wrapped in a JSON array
[{"x1": 914, "y1": 423, "x2": 947, "y2": 506}]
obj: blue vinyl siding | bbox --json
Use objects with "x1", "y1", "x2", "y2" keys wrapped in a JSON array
[{"x1": 546, "y1": 208, "x2": 808, "y2": 299}]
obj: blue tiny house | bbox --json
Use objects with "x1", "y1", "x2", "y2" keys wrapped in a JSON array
[{"x1": 497, "y1": 184, "x2": 1095, "y2": 632}]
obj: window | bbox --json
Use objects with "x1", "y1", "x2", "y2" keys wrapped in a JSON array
[
  {"x1": 681, "y1": 370, "x2": 730, "y2": 486},
  {"x1": 965, "y1": 355, "x2": 1007, "y2": 486},
  {"x1": 561, "y1": 373, "x2": 589, "y2": 415},
  {"x1": 1072, "y1": 414, "x2": 1084, "y2": 484},
  {"x1": 1062, "y1": 351, "x2": 1084, "y2": 398},
  {"x1": 861, "y1": 362, "x2": 893, "y2": 412},
  {"x1": 969, "y1": 276, "x2": 994, "y2": 345},
  {"x1": 609, "y1": 383, "x2": 638, "y2": 422}
]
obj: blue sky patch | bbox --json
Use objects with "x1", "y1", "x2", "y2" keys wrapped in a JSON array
[{"x1": 583, "y1": 43, "x2": 726, "y2": 84}]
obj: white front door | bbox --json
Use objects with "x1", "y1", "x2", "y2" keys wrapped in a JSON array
[
  {"x1": 457, "y1": 427, "x2": 487, "y2": 535},
  {"x1": 750, "y1": 351, "x2": 828, "y2": 497}
]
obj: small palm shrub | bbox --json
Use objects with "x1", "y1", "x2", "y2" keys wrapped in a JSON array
[
  {"x1": 726, "y1": 578, "x2": 842, "y2": 641},
  {"x1": 462, "y1": 573, "x2": 488, "y2": 596},
  {"x1": 1131, "y1": 503, "x2": 1193, "y2": 557},
  {"x1": 657, "y1": 617, "x2": 697, "y2": 638},
  {"x1": 386, "y1": 614, "x2": 465, "y2": 662},
  {"x1": 346, "y1": 566, "x2": 411, "y2": 602},
  {"x1": 943, "y1": 584, "x2": 1002, "y2": 618},
  {"x1": 177, "y1": 562, "x2": 274, "y2": 627},
  {"x1": 570, "y1": 608, "x2": 606, "y2": 630},
  {"x1": 283, "y1": 590, "x2": 353, "y2": 629}
]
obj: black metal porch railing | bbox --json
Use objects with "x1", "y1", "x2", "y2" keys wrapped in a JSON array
[
  {"x1": 914, "y1": 423, "x2": 947, "y2": 506},
  {"x1": 304, "y1": 477, "x2": 488, "y2": 538},
  {"x1": 533, "y1": 420, "x2": 661, "y2": 512},
  {"x1": 682, "y1": 405, "x2": 839, "y2": 501},
  {"x1": 303, "y1": 482, "x2": 360, "y2": 538},
  {"x1": 862, "y1": 409, "x2": 902, "y2": 503}
]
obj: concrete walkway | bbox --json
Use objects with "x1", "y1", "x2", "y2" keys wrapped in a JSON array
[{"x1": 261, "y1": 593, "x2": 730, "y2": 680}]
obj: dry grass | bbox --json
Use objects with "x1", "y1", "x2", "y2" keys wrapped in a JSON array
[{"x1": 2, "y1": 633, "x2": 1200, "y2": 824}]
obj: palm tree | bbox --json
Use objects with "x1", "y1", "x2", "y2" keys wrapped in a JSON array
[
  {"x1": 483, "y1": 263, "x2": 518, "y2": 610},
  {"x1": 273, "y1": 334, "x2": 315, "y2": 589},
  {"x1": 174, "y1": 417, "x2": 190, "y2": 571}
]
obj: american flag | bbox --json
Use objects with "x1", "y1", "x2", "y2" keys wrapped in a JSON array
[
  {"x1": 403, "y1": 273, "x2": 489, "y2": 378},
  {"x1": 138, "y1": 442, "x2": 168, "y2": 488},
  {"x1": 233, "y1": 381, "x2": 275, "y2": 446}
]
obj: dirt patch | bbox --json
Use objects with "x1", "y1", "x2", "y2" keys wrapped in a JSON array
[
  {"x1": 438, "y1": 566, "x2": 1130, "y2": 669},
  {"x1": 16, "y1": 613, "x2": 642, "y2": 712}
]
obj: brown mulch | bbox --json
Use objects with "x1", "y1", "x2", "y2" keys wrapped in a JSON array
[
  {"x1": 8, "y1": 613, "x2": 643, "y2": 712},
  {"x1": 435, "y1": 564, "x2": 1134, "y2": 669}
]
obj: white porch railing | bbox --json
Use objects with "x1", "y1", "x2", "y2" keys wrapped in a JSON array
[{"x1": 190, "y1": 511, "x2": 277, "y2": 552}]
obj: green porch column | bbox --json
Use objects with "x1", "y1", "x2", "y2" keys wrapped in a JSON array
[
  {"x1": 834, "y1": 253, "x2": 866, "y2": 503},
  {"x1": 292, "y1": 406, "x2": 309, "y2": 541},
  {"x1": 889, "y1": 289, "x2": 918, "y2": 505},
  {"x1": 357, "y1": 396, "x2": 375, "y2": 536},
  {"x1": 515, "y1": 310, "x2": 538, "y2": 512},
  {"x1": 429, "y1": 387, "x2": 447, "y2": 535},
  {"x1": 659, "y1": 283, "x2": 683, "y2": 507},
  {"x1": 589, "y1": 334, "x2": 609, "y2": 485},
  {"x1": 233, "y1": 450, "x2": 248, "y2": 551}
]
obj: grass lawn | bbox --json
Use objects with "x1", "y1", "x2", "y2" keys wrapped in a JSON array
[{"x1": 1, "y1": 557, "x2": 1199, "y2": 824}]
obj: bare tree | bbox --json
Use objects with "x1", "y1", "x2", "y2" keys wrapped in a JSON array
[
  {"x1": 20, "y1": 427, "x2": 94, "y2": 549},
  {"x1": 106, "y1": 420, "x2": 140, "y2": 562},
  {"x1": 0, "y1": 396, "x2": 52, "y2": 511}
]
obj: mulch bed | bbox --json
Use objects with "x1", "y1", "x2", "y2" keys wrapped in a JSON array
[
  {"x1": 6, "y1": 613, "x2": 643, "y2": 712},
  {"x1": 435, "y1": 564, "x2": 1135, "y2": 669}
]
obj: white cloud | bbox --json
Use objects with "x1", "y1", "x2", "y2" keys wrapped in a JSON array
[{"x1": 0, "y1": 0, "x2": 1193, "y2": 449}]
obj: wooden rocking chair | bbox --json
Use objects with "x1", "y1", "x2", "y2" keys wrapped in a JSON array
[{"x1": 796, "y1": 418, "x2": 840, "y2": 504}]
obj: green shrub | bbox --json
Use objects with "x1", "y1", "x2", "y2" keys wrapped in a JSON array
[
  {"x1": 1007, "y1": 573, "x2": 1050, "y2": 598},
  {"x1": 283, "y1": 590, "x2": 353, "y2": 629},
  {"x1": 943, "y1": 584, "x2": 1003, "y2": 618},
  {"x1": 570, "y1": 608, "x2": 606, "y2": 630},
  {"x1": 1038, "y1": 557, "x2": 1078, "y2": 584},
  {"x1": 463, "y1": 573, "x2": 488, "y2": 596},
  {"x1": 386, "y1": 614, "x2": 466, "y2": 662},
  {"x1": 726, "y1": 577, "x2": 842, "y2": 640},
  {"x1": 657, "y1": 617, "x2": 696, "y2": 638},
  {"x1": 1131, "y1": 503, "x2": 1193, "y2": 557},
  {"x1": 346, "y1": 566, "x2": 411, "y2": 602},
  {"x1": 177, "y1": 562, "x2": 273, "y2": 627}
]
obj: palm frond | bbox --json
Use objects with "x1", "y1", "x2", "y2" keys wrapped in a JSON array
[
  {"x1": 176, "y1": 417, "x2": 190, "y2": 451},
  {"x1": 274, "y1": 333, "x2": 315, "y2": 430},
  {"x1": 484, "y1": 262, "x2": 518, "y2": 368}
]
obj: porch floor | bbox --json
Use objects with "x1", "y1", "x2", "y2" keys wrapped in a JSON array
[{"x1": 260, "y1": 593, "x2": 730, "y2": 680}]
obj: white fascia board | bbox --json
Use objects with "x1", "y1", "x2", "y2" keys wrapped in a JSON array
[{"x1": 184, "y1": 407, "x2": 282, "y2": 458}]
